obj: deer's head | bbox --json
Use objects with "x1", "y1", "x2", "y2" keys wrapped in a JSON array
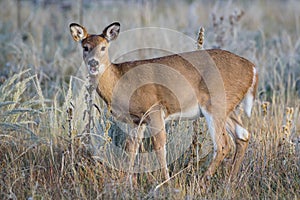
[{"x1": 70, "y1": 22, "x2": 120, "y2": 76}]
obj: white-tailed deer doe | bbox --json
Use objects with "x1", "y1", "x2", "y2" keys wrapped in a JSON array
[{"x1": 70, "y1": 22, "x2": 258, "y2": 185}]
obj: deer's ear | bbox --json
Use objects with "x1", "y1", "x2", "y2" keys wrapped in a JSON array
[
  {"x1": 70, "y1": 23, "x2": 88, "y2": 42},
  {"x1": 102, "y1": 22, "x2": 120, "y2": 42}
]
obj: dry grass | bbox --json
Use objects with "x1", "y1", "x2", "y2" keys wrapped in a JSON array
[{"x1": 0, "y1": 0, "x2": 300, "y2": 199}]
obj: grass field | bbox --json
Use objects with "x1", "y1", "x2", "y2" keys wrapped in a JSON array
[{"x1": 0, "y1": 0, "x2": 300, "y2": 199}]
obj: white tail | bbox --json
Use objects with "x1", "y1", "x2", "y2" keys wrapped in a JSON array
[{"x1": 70, "y1": 22, "x2": 258, "y2": 185}]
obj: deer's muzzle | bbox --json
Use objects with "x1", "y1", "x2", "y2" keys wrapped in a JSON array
[{"x1": 87, "y1": 59, "x2": 100, "y2": 75}]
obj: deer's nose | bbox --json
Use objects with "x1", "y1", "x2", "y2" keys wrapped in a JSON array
[{"x1": 88, "y1": 59, "x2": 99, "y2": 67}]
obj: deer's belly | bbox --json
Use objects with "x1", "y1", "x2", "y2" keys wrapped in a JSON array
[{"x1": 165, "y1": 104, "x2": 202, "y2": 121}]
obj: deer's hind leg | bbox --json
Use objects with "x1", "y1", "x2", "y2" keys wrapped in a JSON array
[
  {"x1": 226, "y1": 112, "x2": 250, "y2": 181},
  {"x1": 201, "y1": 110, "x2": 232, "y2": 181}
]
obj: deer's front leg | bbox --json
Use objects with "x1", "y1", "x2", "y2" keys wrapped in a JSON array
[
  {"x1": 149, "y1": 108, "x2": 170, "y2": 181},
  {"x1": 152, "y1": 129, "x2": 169, "y2": 180},
  {"x1": 124, "y1": 124, "x2": 146, "y2": 186}
]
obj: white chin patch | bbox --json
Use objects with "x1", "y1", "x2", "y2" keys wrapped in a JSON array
[
  {"x1": 89, "y1": 66, "x2": 99, "y2": 75},
  {"x1": 88, "y1": 64, "x2": 105, "y2": 76}
]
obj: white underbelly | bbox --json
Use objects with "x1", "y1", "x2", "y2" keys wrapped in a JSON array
[{"x1": 165, "y1": 104, "x2": 201, "y2": 121}]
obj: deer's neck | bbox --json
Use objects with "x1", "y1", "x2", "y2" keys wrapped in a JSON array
[{"x1": 95, "y1": 62, "x2": 121, "y2": 107}]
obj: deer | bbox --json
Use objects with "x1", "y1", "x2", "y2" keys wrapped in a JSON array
[{"x1": 69, "y1": 22, "x2": 258, "y2": 187}]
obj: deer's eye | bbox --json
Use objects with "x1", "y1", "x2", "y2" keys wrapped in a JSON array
[
  {"x1": 101, "y1": 46, "x2": 106, "y2": 51},
  {"x1": 83, "y1": 46, "x2": 89, "y2": 52}
]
